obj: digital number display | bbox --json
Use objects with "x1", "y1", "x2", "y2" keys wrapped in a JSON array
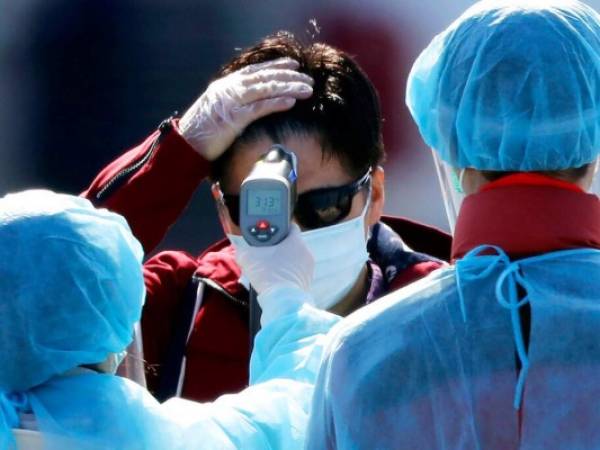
[{"x1": 248, "y1": 189, "x2": 282, "y2": 216}]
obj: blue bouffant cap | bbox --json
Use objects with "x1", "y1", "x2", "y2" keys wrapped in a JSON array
[
  {"x1": 0, "y1": 190, "x2": 144, "y2": 391},
  {"x1": 407, "y1": 0, "x2": 600, "y2": 171}
]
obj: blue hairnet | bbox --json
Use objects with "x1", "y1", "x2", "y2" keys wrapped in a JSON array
[
  {"x1": 0, "y1": 190, "x2": 144, "y2": 392},
  {"x1": 406, "y1": 0, "x2": 600, "y2": 171}
]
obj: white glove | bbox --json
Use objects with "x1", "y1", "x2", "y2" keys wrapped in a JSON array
[
  {"x1": 233, "y1": 224, "x2": 315, "y2": 325},
  {"x1": 179, "y1": 57, "x2": 314, "y2": 161}
]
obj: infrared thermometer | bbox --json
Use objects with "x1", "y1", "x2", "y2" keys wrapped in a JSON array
[{"x1": 240, "y1": 145, "x2": 298, "y2": 246}]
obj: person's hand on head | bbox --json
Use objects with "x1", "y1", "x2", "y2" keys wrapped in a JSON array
[{"x1": 179, "y1": 58, "x2": 314, "y2": 161}]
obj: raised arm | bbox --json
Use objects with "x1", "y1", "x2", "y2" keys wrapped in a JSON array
[
  {"x1": 83, "y1": 57, "x2": 313, "y2": 253},
  {"x1": 82, "y1": 121, "x2": 210, "y2": 253}
]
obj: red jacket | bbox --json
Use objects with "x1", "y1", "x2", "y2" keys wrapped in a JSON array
[{"x1": 83, "y1": 118, "x2": 451, "y2": 402}]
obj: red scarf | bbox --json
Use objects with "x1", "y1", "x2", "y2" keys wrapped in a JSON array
[{"x1": 452, "y1": 174, "x2": 600, "y2": 260}]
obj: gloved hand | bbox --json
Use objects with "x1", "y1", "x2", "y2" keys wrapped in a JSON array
[
  {"x1": 234, "y1": 223, "x2": 313, "y2": 294},
  {"x1": 233, "y1": 224, "x2": 315, "y2": 325},
  {"x1": 179, "y1": 57, "x2": 314, "y2": 161}
]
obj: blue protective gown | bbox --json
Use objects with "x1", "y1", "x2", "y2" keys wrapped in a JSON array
[
  {"x1": 5, "y1": 303, "x2": 338, "y2": 450},
  {"x1": 306, "y1": 246, "x2": 600, "y2": 449},
  {"x1": 161, "y1": 303, "x2": 339, "y2": 450},
  {"x1": 0, "y1": 189, "x2": 340, "y2": 450}
]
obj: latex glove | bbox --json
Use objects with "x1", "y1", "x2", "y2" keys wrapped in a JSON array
[
  {"x1": 179, "y1": 57, "x2": 314, "y2": 160},
  {"x1": 233, "y1": 224, "x2": 315, "y2": 325}
]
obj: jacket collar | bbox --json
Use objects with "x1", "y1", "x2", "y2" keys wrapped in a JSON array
[{"x1": 452, "y1": 174, "x2": 600, "y2": 260}]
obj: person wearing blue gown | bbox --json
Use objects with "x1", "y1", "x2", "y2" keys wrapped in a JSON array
[
  {"x1": 306, "y1": 1, "x2": 600, "y2": 448},
  {"x1": 0, "y1": 189, "x2": 338, "y2": 449}
]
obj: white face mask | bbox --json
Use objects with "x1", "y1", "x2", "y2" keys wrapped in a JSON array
[
  {"x1": 300, "y1": 198, "x2": 370, "y2": 309},
  {"x1": 228, "y1": 194, "x2": 370, "y2": 310}
]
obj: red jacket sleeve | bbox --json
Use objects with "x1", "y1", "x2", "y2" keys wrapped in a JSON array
[
  {"x1": 82, "y1": 119, "x2": 211, "y2": 253},
  {"x1": 141, "y1": 250, "x2": 200, "y2": 393}
]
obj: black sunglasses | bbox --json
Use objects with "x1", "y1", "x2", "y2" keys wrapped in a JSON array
[{"x1": 220, "y1": 170, "x2": 371, "y2": 230}]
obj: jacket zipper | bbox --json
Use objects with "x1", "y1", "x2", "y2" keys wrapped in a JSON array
[
  {"x1": 194, "y1": 275, "x2": 249, "y2": 308},
  {"x1": 95, "y1": 116, "x2": 175, "y2": 202}
]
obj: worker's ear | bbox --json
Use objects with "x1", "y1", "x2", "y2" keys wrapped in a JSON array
[
  {"x1": 580, "y1": 157, "x2": 600, "y2": 192},
  {"x1": 460, "y1": 168, "x2": 490, "y2": 195},
  {"x1": 366, "y1": 166, "x2": 385, "y2": 228}
]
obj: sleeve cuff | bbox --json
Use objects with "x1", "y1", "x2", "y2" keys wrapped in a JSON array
[{"x1": 258, "y1": 285, "x2": 314, "y2": 326}]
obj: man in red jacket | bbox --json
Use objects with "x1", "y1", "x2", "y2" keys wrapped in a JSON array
[{"x1": 83, "y1": 32, "x2": 450, "y2": 402}]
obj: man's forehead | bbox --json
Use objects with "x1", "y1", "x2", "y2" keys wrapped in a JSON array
[{"x1": 225, "y1": 135, "x2": 353, "y2": 193}]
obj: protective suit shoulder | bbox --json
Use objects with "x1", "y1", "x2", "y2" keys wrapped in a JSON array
[
  {"x1": 325, "y1": 266, "x2": 455, "y2": 354},
  {"x1": 306, "y1": 267, "x2": 458, "y2": 449},
  {"x1": 28, "y1": 373, "x2": 180, "y2": 450}
]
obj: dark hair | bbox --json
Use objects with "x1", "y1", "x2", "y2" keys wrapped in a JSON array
[{"x1": 210, "y1": 31, "x2": 384, "y2": 184}]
